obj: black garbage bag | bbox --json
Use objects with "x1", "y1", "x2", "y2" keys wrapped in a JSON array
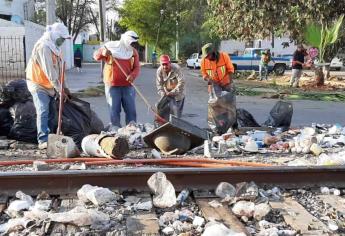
[
  {"x1": 90, "y1": 110, "x2": 104, "y2": 133},
  {"x1": 8, "y1": 101, "x2": 37, "y2": 143},
  {"x1": 262, "y1": 101, "x2": 293, "y2": 131},
  {"x1": 236, "y1": 108, "x2": 261, "y2": 127},
  {"x1": 156, "y1": 96, "x2": 171, "y2": 121},
  {"x1": 61, "y1": 96, "x2": 92, "y2": 147},
  {"x1": 208, "y1": 85, "x2": 237, "y2": 135},
  {"x1": 6, "y1": 79, "x2": 32, "y2": 103},
  {"x1": 0, "y1": 107, "x2": 13, "y2": 136},
  {"x1": 0, "y1": 80, "x2": 31, "y2": 108}
]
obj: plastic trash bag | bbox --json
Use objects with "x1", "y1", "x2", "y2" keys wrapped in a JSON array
[
  {"x1": 61, "y1": 97, "x2": 92, "y2": 147},
  {"x1": 0, "y1": 80, "x2": 31, "y2": 108},
  {"x1": 8, "y1": 101, "x2": 38, "y2": 143},
  {"x1": 156, "y1": 96, "x2": 171, "y2": 121},
  {"x1": 236, "y1": 108, "x2": 260, "y2": 127},
  {"x1": 207, "y1": 84, "x2": 237, "y2": 135},
  {"x1": 262, "y1": 101, "x2": 293, "y2": 131},
  {"x1": 0, "y1": 107, "x2": 13, "y2": 136},
  {"x1": 90, "y1": 110, "x2": 104, "y2": 134}
]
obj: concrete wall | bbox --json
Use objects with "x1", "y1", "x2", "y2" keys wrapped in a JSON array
[
  {"x1": 83, "y1": 44, "x2": 100, "y2": 62},
  {"x1": 0, "y1": 0, "x2": 34, "y2": 23}
]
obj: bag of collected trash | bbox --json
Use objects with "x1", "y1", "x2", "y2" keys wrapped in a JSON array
[
  {"x1": 236, "y1": 108, "x2": 260, "y2": 127},
  {"x1": 262, "y1": 101, "x2": 293, "y2": 131},
  {"x1": 0, "y1": 80, "x2": 31, "y2": 108},
  {"x1": 90, "y1": 110, "x2": 104, "y2": 133},
  {"x1": 0, "y1": 107, "x2": 13, "y2": 136},
  {"x1": 156, "y1": 96, "x2": 171, "y2": 122},
  {"x1": 207, "y1": 84, "x2": 237, "y2": 135},
  {"x1": 61, "y1": 97, "x2": 92, "y2": 147},
  {"x1": 8, "y1": 101, "x2": 37, "y2": 143}
]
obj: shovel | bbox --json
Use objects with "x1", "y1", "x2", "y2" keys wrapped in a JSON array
[{"x1": 47, "y1": 62, "x2": 79, "y2": 158}]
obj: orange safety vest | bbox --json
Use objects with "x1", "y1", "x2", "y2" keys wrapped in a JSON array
[
  {"x1": 201, "y1": 52, "x2": 233, "y2": 86},
  {"x1": 28, "y1": 53, "x2": 59, "y2": 89}
]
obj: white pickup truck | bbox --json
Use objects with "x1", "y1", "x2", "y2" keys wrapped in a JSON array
[{"x1": 231, "y1": 48, "x2": 291, "y2": 75}]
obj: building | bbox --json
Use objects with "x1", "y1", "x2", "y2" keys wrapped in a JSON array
[{"x1": 0, "y1": 0, "x2": 74, "y2": 83}]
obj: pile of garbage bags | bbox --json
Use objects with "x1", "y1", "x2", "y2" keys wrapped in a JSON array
[{"x1": 0, "y1": 79, "x2": 104, "y2": 146}]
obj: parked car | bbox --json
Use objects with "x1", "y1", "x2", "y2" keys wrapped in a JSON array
[
  {"x1": 231, "y1": 48, "x2": 290, "y2": 75},
  {"x1": 186, "y1": 53, "x2": 202, "y2": 69}
]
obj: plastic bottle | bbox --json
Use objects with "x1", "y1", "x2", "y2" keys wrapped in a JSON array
[{"x1": 176, "y1": 189, "x2": 190, "y2": 205}]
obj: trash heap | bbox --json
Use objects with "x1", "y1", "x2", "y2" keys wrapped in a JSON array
[{"x1": 203, "y1": 122, "x2": 345, "y2": 165}]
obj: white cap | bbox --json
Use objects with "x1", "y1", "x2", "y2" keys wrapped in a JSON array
[{"x1": 47, "y1": 22, "x2": 71, "y2": 39}]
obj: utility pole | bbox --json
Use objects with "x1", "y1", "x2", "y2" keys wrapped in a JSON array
[
  {"x1": 98, "y1": 0, "x2": 106, "y2": 79},
  {"x1": 46, "y1": 0, "x2": 56, "y2": 25}
]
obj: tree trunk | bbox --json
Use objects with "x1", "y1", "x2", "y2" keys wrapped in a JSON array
[
  {"x1": 314, "y1": 66, "x2": 324, "y2": 87},
  {"x1": 323, "y1": 64, "x2": 330, "y2": 80}
]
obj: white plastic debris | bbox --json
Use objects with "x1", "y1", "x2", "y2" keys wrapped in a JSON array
[
  {"x1": 49, "y1": 206, "x2": 110, "y2": 227},
  {"x1": 151, "y1": 149, "x2": 162, "y2": 159},
  {"x1": 331, "y1": 188, "x2": 341, "y2": 196},
  {"x1": 32, "y1": 200, "x2": 52, "y2": 211},
  {"x1": 6, "y1": 200, "x2": 32, "y2": 217},
  {"x1": 0, "y1": 218, "x2": 33, "y2": 234},
  {"x1": 243, "y1": 139, "x2": 258, "y2": 152},
  {"x1": 162, "y1": 226, "x2": 174, "y2": 235},
  {"x1": 310, "y1": 143, "x2": 322, "y2": 156},
  {"x1": 192, "y1": 216, "x2": 205, "y2": 227},
  {"x1": 159, "y1": 212, "x2": 179, "y2": 226},
  {"x1": 320, "y1": 186, "x2": 330, "y2": 195},
  {"x1": 232, "y1": 201, "x2": 255, "y2": 218},
  {"x1": 202, "y1": 221, "x2": 246, "y2": 236},
  {"x1": 135, "y1": 200, "x2": 153, "y2": 211},
  {"x1": 208, "y1": 199, "x2": 222, "y2": 208},
  {"x1": 24, "y1": 208, "x2": 50, "y2": 221},
  {"x1": 77, "y1": 184, "x2": 118, "y2": 206},
  {"x1": 258, "y1": 227, "x2": 279, "y2": 236},
  {"x1": 16, "y1": 191, "x2": 34, "y2": 205},
  {"x1": 215, "y1": 182, "x2": 236, "y2": 199},
  {"x1": 204, "y1": 140, "x2": 212, "y2": 158},
  {"x1": 254, "y1": 203, "x2": 271, "y2": 220},
  {"x1": 328, "y1": 221, "x2": 339, "y2": 231},
  {"x1": 147, "y1": 172, "x2": 176, "y2": 208}
]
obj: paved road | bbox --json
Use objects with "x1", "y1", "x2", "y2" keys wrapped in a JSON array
[{"x1": 66, "y1": 64, "x2": 345, "y2": 128}]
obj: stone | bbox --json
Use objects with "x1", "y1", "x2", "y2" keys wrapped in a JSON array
[
  {"x1": 6, "y1": 200, "x2": 32, "y2": 217},
  {"x1": 254, "y1": 203, "x2": 271, "y2": 220},
  {"x1": 178, "y1": 209, "x2": 194, "y2": 222},
  {"x1": 77, "y1": 184, "x2": 118, "y2": 206},
  {"x1": 320, "y1": 187, "x2": 330, "y2": 195},
  {"x1": 49, "y1": 206, "x2": 110, "y2": 227},
  {"x1": 32, "y1": 200, "x2": 52, "y2": 211},
  {"x1": 162, "y1": 226, "x2": 174, "y2": 235},
  {"x1": 310, "y1": 143, "x2": 322, "y2": 156},
  {"x1": 192, "y1": 216, "x2": 205, "y2": 227},
  {"x1": 232, "y1": 201, "x2": 255, "y2": 218},
  {"x1": 135, "y1": 200, "x2": 153, "y2": 211},
  {"x1": 328, "y1": 221, "x2": 339, "y2": 231},
  {"x1": 215, "y1": 182, "x2": 236, "y2": 199},
  {"x1": 147, "y1": 172, "x2": 176, "y2": 208},
  {"x1": 159, "y1": 212, "x2": 179, "y2": 226},
  {"x1": 0, "y1": 218, "x2": 33, "y2": 234},
  {"x1": 202, "y1": 221, "x2": 246, "y2": 236},
  {"x1": 258, "y1": 227, "x2": 279, "y2": 236},
  {"x1": 33, "y1": 161, "x2": 51, "y2": 171},
  {"x1": 0, "y1": 140, "x2": 9, "y2": 150},
  {"x1": 69, "y1": 163, "x2": 87, "y2": 170},
  {"x1": 124, "y1": 196, "x2": 141, "y2": 205},
  {"x1": 208, "y1": 200, "x2": 222, "y2": 208}
]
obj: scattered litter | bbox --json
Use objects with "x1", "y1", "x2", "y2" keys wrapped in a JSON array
[
  {"x1": 77, "y1": 184, "x2": 118, "y2": 206},
  {"x1": 147, "y1": 172, "x2": 177, "y2": 208}
]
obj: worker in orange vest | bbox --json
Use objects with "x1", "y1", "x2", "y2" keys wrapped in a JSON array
[
  {"x1": 26, "y1": 22, "x2": 71, "y2": 149},
  {"x1": 201, "y1": 43, "x2": 238, "y2": 133},
  {"x1": 93, "y1": 31, "x2": 140, "y2": 130}
]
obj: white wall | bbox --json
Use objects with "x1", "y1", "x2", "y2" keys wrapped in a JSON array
[{"x1": 83, "y1": 44, "x2": 100, "y2": 62}]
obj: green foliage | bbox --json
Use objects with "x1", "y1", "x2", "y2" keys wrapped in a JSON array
[{"x1": 304, "y1": 15, "x2": 344, "y2": 62}]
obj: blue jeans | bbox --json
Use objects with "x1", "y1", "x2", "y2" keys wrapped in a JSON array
[
  {"x1": 105, "y1": 86, "x2": 136, "y2": 127},
  {"x1": 31, "y1": 91, "x2": 56, "y2": 144},
  {"x1": 259, "y1": 64, "x2": 268, "y2": 80}
]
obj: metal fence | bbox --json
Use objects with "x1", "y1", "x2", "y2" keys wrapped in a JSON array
[{"x1": 0, "y1": 36, "x2": 26, "y2": 84}]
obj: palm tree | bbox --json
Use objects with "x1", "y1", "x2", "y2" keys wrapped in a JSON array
[{"x1": 304, "y1": 15, "x2": 344, "y2": 86}]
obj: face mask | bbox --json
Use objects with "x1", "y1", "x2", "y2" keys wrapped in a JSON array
[{"x1": 55, "y1": 37, "x2": 65, "y2": 47}]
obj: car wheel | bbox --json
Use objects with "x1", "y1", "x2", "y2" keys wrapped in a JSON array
[{"x1": 273, "y1": 64, "x2": 286, "y2": 75}]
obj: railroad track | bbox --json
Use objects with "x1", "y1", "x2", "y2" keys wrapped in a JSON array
[{"x1": 1, "y1": 166, "x2": 345, "y2": 235}]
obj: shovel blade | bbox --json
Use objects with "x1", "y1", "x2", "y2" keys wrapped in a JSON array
[{"x1": 47, "y1": 134, "x2": 80, "y2": 158}]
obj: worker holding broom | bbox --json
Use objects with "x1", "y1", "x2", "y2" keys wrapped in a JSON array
[
  {"x1": 93, "y1": 31, "x2": 140, "y2": 130},
  {"x1": 26, "y1": 22, "x2": 71, "y2": 150}
]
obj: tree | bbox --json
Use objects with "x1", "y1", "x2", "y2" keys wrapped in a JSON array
[{"x1": 206, "y1": 0, "x2": 345, "y2": 85}]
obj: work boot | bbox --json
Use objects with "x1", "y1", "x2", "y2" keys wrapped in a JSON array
[{"x1": 38, "y1": 142, "x2": 48, "y2": 150}]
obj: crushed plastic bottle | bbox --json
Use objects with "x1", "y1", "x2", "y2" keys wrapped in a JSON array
[{"x1": 176, "y1": 189, "x2": 190, "y2": 206}]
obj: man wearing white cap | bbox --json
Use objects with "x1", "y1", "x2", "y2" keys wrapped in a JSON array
[
  {"x1": 94, "y1": 31, "x2": 140, "y2": 129},
  {"x1": 26, "y1": 22, "x2": 71, "y2": 149}
]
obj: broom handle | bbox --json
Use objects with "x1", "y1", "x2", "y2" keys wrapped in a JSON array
[{"x1": 57, "y1": 62, "x2": 65, "y2": 135}]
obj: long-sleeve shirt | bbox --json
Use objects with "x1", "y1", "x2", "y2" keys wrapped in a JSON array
[
  {"x1": 156, "y1": 63, "x2": 185, "y2": 101},
  {"x1": 93, "y1": 47, "x2": 140, "y2": 87},
  {"x1": 26, "y1": 43, "x2": 62, "y2": 96}
]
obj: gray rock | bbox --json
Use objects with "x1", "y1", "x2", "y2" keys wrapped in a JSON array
[
  {"x1": 162, "y1": 226, "x2": 174, "y2": 235},
  {"x1": 33, "y1": 161, "x2": 51, "y2": 171},
  {"x1": 215, "y1": 182, "x2": 236, "y2": 199},
  {"x1": 77, "y1": 184, "x2": 118, "y2": 206},
  {"x1": 147, "y1": 172, "x2": 176, "y2": 208}
]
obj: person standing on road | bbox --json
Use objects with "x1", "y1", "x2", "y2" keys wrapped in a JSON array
[
  {"x1": 74, "y1": 48, "x2": 83, "y2": 72},
  {"x1": 155, "y1": 54, "x2": 185, "y2": 124},
  {"x1": 290, "y1": 45, "x2": 308, "y2": 88},
  {"x1": 26, "y1": 22, "x2": 71, "y2": 149},
  {"x1": 93, "y1": 31, "x2": 140, "y2": 129}
]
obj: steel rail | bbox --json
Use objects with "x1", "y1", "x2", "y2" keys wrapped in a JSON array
[{"x1": 0, "y1": 166, "x2": 345, "y2": 195}]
